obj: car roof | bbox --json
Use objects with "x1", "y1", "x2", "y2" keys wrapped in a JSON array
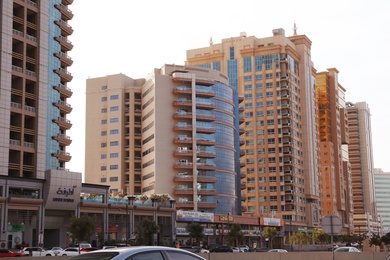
[{"x1": 69, "y1": 246, "x2": 205, "y2": 259}]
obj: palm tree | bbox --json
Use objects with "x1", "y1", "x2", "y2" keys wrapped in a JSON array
[
  {"x1": 290, "y1": 232, "x2": 310, "y2": 251},
  {"x1": 262, "y1": 227, "x2": 277, "y2": 249},
  {"x1": 227, "y1": 223, "x2": 243, "y2": 246}
]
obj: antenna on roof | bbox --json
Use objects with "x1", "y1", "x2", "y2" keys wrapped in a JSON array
[{"x1": 293, "y1": 21, "x2": 298, "y2": 36}]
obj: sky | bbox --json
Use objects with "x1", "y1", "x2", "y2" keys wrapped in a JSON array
[{"x1": 66, "y1": 0, "x2": 390, "y2": 177}]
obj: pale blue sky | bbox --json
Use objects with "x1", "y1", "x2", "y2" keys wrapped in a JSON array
[{"x1": 67, "y1": 0, "x2": 390, "y2": 178}]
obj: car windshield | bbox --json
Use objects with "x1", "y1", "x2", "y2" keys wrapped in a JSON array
[{"x1": 68, "y1": 252, "x2": 119, "y2": 260}]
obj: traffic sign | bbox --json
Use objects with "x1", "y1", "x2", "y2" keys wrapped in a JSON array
[{"x1": 321, "y1": 215, "x2": 342, "y2": 235}]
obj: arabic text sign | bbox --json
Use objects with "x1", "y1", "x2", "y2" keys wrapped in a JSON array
[{"x1": 177, "y1": 210, "x2": 214, "y2": 222}]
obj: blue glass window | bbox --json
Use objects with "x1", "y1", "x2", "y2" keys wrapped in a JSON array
[
  {"x1": 101, "y1": 97, "x2": 107, "y2": 102},
  {"x1": 230, "y1": 47, "x2": 234, "y2": 60},
  {"x1": 101, "y1": 108, "x2": 107, "y2": 113},
  {"x1": 110, "y1": 95, "x2": 119, "y2": 100},
  {"x1": 110, "y1": 118, "x2": 119, "y2": 123},
  {"x1": 101, "y1": 86, "x2": 107, "y2": 90},
  {"x1": 244, "y1": 76, "x2": 252, "y2": 82},
  {"x1": 110, "y1": 106, "x2": 119, "y2": 111},
  {"x1": 101, "y1": 166, "x2": 106, "y2": 171},
  {"x1": 110, "y1": 129, "x2": 119, "y2": 134},
  {"x1": 101, "y1": 154, "x2": 106, "y2": 159},
  {"x1": 110, "y1": 165, "x2": 118, "y2": 170},
  {"x1": 110, "y1": 153, "x2": 119, "y2": 158},
  {"x1": 110, "y1": 141, "x2": 119, "y2": 146},
  {"x1": 244, "y1": 57, "x2": 252, "y2": 72},
  {"x1": 101, "y1": 120, "x2": 107, "y2": 124},
  {"x1": 213, "y1": 61, "x2": 221, "y2": 71}
]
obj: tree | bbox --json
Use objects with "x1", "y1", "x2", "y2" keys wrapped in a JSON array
[
  {"x1": 227, "y1": 223, "x2": 243, "y2": 246},
  {"x1": 135, "y1": 218, "x2": 160, "y2": 245},
  {"x1": 369, "y1": 233, "x2": 382, "y2": 247},
  {"x1": 381, "y1": 232, "x2": 390, "y2": 250},
  {"x1": 312, "y1": 228, "x2": 330, "y2": 250},
  {"x1": 67, "y1": 215, "x2": 96, "y2": 251},
  {"x1": 186, "y1": 222, "x2": 204, "y2": 246},
  {"x1": 262, "y1": 227, "x2": 277, "y2": 249},
  {"x1": 290, "y1": 232, "x2": 310, "y2": 251}
]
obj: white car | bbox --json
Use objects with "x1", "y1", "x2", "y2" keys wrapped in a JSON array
[
  {"x1": 268, "y1": 249, "x2": 288, "y2": 253},
  {"x1": 63, "y1": 246, "x2": 206, "y2": 260},
  {"x1": 231, "y1": 247, "x2": 245, "y2": 252},
  {"x1": 239, "y1": 245, "x2": 250, "y2": 252},
  {"x1": 49, "y1": 246, "x2": 63, "y2": 256},
  {"x1": 334, "y1": 246, "x2": 360, "y2": 252},
  {"x1": 58, "y1": 247, "x2": 83, "y2": 256},
  {"x1": 197, "y1": 248, "x2": 210, "y2": 253},
  {"x1": 21, "y1": 247, "x2": 55, "y2": 256}
]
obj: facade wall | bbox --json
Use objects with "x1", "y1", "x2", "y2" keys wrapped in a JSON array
[
  {"x1": 186, "y1": 29, "x2": 321, "y2": 230},
  {"x1": 374, "y1": 169, "x2": 390, "y2": 233},
  {"x1": 85, "y1": 65, "x2": 241, "y2": 214}
]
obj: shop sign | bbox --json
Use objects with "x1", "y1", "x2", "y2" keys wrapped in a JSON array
[
  {"x1": 241, "y1": 229, "x2": 262, "y2": 236},
  {"x1": 262, "y1": 217, "x2": 283, "y2": 226},
  {"x1": 176, "y1": 227, "x2": 214, "y2": 236},
  {"x1": 177, "y1": 210, "x2": 214, "y2": 222},
  {"x1": 7, "y1": 224, "x2": 24, "y2": 232}
]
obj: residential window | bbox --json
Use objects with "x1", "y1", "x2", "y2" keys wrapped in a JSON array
[
  {"x1": 245, "y1": 103, "x2": 253, "y2": 109},
  {"x1": 101, "y1": 178, "x2": 106, "y2": 182},
  {"x1": 269, "y1": 176, "x2": 277, "y2": 182},
  {"x1": 266, "y1": 73, "x2": 273, "y2": 79},
  {"x1": 256, "y1": 111, "x2": 264, "y2": 117},
  {"x1": 256, "y1": 93, "x2": 263, "y2": 99},
  {"x1": 266, "y1": 101, "x2": 274, "y2": 107},
  {"x1": 259, "y1": 177, "x2": 266, "y2": 183},
  {"x1": 245, "y1": 112, "x2": 253, "y2": 118},
  {"x1": 244, "y1": 85, "x2": 252, "y2": 91},
  {"x1": 110, "y1": 153, "x2": 119, "y2": 158},
  {"x1": 110, "y1": 118, "x2": 119, "y2": 123},
  {"x1": 230, "y1": 47, "x2": 235, "y2": 60},
  {"x1": 256, "y1": 102, "x2": 263, "y2": 108},
  {"x1": 269, "y1": 157, "x2": 276, "y2": 163},
  {"x1": 267, "y1": 110, "x2": 274, "y2": 116},
  {"x1": 248, "y1": 187, "x2": 255, "y2": 193},
  {"x1": 110, "y1": 106, "x2": 119, "y2": 112},
  {"x1": 110, "y1": 165, "x2": 118, "y2": 170},
  {"x1": 246, "y1": 130, "x2": 254, "y2": 136},
  {"x1": 268, "y1": 148, "x2": 276, "y2": 154},
  {"x1": 101, "y1": 131, "x2": 107, "y2": 136},
  {"x1": 110, "y1": 95, "x2": 119, "y2": 100},
  {"x1": 255, "y1": 75, "x2": 263, "y2": 81},
  {"x1": 266, "y1": 92, "x2": 273, "y2": 98},
  {"x1": 101, "y1": 97, "x2": 107, "y2": 102},
  {"x1": 269, "y1": 167, "x2": 277, "y2": 172},
  {"x1": 101, "y1": 154, "x2": 106, "y2": 159},
  {"x1": 269, "y1": 186, "x2": 277, "y2": 192},
  {"x1": 255, "y1": 56, "x2": 263, "y2": 71},
  {"x1": 244, "y1": 76, "x2": 252, "y2": 82},
  {"x1": 259, "y1": 196, "x2": 267, "y2": 202},
  {"x1": 257, "y1": 120, "x2": 264, "y2": 126},
  {"x1": 248, "y1": 196, "x2": 256, "y2": 202},
  {"x1": 213, "y1": 61, "x2": 221, "y2": 71},
  {"x1": 244, "y1": 57, "x2": 252, "y2": 72},
  {"x1": 101, "y1": 120, "x2": 107, "y2": 124},
  {"x1": 245, "y1": 94, "x2": 252, "y2": 100},
  {"x1": 110, "y1": 129, "x2": 119, "y2": 135},
  {"x1": 256, "y1": 83, "x2": 263, "y2": 90},
  {"x1": 270, "y1": 205, "x2": 278, "y2": 211},
  {"x1": 246, "y1": 158, "x2": 254, "y2": 165},
  {"x1": 110, "y1": 141, "x2": 119, "y2": 146},
  {"x1": 109, "y1": 177, "x2": 118, "y2": 182},
  {"x1": 257, "y1": 139, "x2": 264, "y2": 145},
  {"x1": 258, "y1": 158, "x2": 265, "y2": 164},
  {"x1": 257, "y1": 148, "x2": 265, "y2": 154},
  {"x1": 245, "y1": 121, "x2": 253, "y2": 127},
  {"x1": 246, "y1": 140, "x2": 254, "y2": 146},
  {"x1": 101, "y1": 108, "x2": 107, "y2": 113},
  {"x1": 101, "y1": 143, "x2": 106, "y2": 147},
  {"x1": 101, "y1": 86, "x2": 107, "y2": 90},
  {"x1": 259, "y1": 186, "x2": 266, "y2": 192},
  {"x1": 100, "y1": 166, "x2": 106, "y2": 171},
  {"x1": 268, "y1": 138, "x2": 275, "y2": 144},
  {"x1": 246, "y1": 149, "x2": 254, "y2": 155},
  {"x1": 270, "y1": 196, "x2": 277, "y2": 202},
  {"x1": 258, "y1": 167, "x2": 265, "y2": 173},
  {"x1": 267, "y1": 129, "x2": 275, "y2": 134},
  {"x1": 257, "y1": 130, "x2": 264, "y2": 136},
  {"x1": 247, "y1": 177, "x2": 255, "y2": 183},
  {"x1": 266, "y1": 82, "x2": 273, "y2": 88}
]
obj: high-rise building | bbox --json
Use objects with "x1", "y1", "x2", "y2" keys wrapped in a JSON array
[
  {"x1": 374, "y1": 168, "x2": 390, "y2": 234},
  {"x1": 316, "y1": 68, "x2": 353, "y2": 233},
  {"x1": 0, "y1": 0, "x2": 85, "y2": 248},
  {"x1": 85, "y1": 65, "x2": 243, "y2": 214},
  {"x1": 346, "y1": 101, "x2": 380, "y2": 235},
  {"x1": 186, "y1": 28, "x2": 321, "y2": 231}
]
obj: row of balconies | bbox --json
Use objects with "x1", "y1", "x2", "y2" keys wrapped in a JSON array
[{"x1": 172, "y1": 86, "x2": 215, "y2": 98}]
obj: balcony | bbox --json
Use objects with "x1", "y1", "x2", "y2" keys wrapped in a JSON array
[
  {"x1": 196, "y1": 126, "x2": 216, "y2": 134},
  {"x1": 53, "y1": 117, "x2": 72, "y2": 129},
  {"x1": 198, "y1": 188, "x2": 217, "y2": 196},
  {"x1": 239, "y1": 138, "x2": 245, "y2": 146},
  {"x1": 54, "y1": 68, "x2": 73, "y2": 82},
  {"x1": 53, "y1": 100, "x2": 72, "y2": 114},
  {"x1": 54, "y1": 35, "x2": 73, "y2": 51},
  {"x1": 62, "y1": 0, "x2": 74, "y2": 5},
  {"x1": 173, "y1": 111, "x2": 192, "y2": 120},
  {"x1": 241, "y1": 193, "x2": 247, "y2": 201},
  {"x1": 241, "y1": 183, "x2": 246, "y2": 190},
  {"x1": 55, "y1": 4, "x2": 74, "y2": 20},
  {"x1": 174, "y1": 187, "x2": 193, "y2": 195},
  {"x1": 172, "y1": 72, "x2": 214, "y2": 86},
  {"x1": 196, "y1": 113, "x2": 215, "y2": 122},
  {"x1": 52, "y1": 149, "x2": 71, "y2": 162},
  {"x1": 197, "y1": 150, "x2": 216, "y2": 158},
  {"x1": 54, "y1": 51, "x2": 73, "y2": 66},
  {"x1": 196, "y1": 101, "x2": 215, "y2": 110},
  {"x1": 173, "y1": 124, "x2": 192, "y2": 132},
  {"x1": 239, "y1": 127, "x2": 245, "y2": 135},
  {"x1": 196, "y1": 89, "x2": 215, "y2": 98},
  {"x1": 239, "y1": 115, "x2": 245, "y2": 124},
  {"x1": 176, "y1": 201, "x2": 195, "y2": 209},
  {"x1": 240, "y1": 160, "x2": 246, "y2": 168},
  {"x1": 174, "y1": 149, "x2": 193, "y2": 157},
  {"x1": 174, "y1": 161, "x2": 193, "y2": 170},
  {"x1": 54, "y1": 20, "x2": 74, "y2": 35},
  {"x1": 240, "y1": 172, "x2": 246, "y2": 179},
  {"x1": 52, "y1": 133, "x2": 72, "y2": 146},
  {"x1": 173, "y1": 99, "x2": 192, "y2": 107},
  {"x1": 197, "y1": 163, "x2": 216, "y2": 171},
  {"x1": 54, "y1": 83, "x2": 73, "y2": 98},
  {"x1": 173, "y1": 86, "x2": 191, "y2": 95},
  {"x1": 196, "y1": 138, "x2": 215, "y2": 146},
  {"x1": 198, "y1": 202, "x2": 218, "y2": 209},
  {"x1": 174, "y1": 137, "x2": 193, "y2": 145}
]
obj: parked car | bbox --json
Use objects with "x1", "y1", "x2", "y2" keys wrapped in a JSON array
[
  {"x1": 67, "y1": 246, "x2": 206, "y2": 260},
  {"x1": 334, "y1": 246, "x2": 360, "y2": 252},
  {"x1": 58, "y1": 247, "x2": 83, "y2": 256},
  {"x1": 0, "y1": 248, "x2": 23, "y2": 257},
  {"x1": 49, "y1": 247, "x2": 63, "y2": 256},
  {"x1": 21, "y1": 247, "x2": 55, "y2": 256},
  {"x1": 179, "y1": 246, "x2": 198, "y2": 253},
  {"x1": 268, "y1": 249, "x2": 288, "y2": 253},
  {"x1": 196, "y1": 248, "x2": 210, "y2": 253},
  {"x1": 239, "y1": 245, "x2": 250, "y2": 252},
  {"x1": 210, "y1": 245, "x2": 232, "y2": 252},
  {"x1": 231, "y1": 247, "x2": 244, "y2": 252},
  {"x1": 80, "y1": 247, "x2": 99, "y2": 253}
]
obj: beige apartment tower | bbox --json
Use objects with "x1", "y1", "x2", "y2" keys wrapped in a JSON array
[
  {"x1": 85, "y1": 65, "x2": 243, "y2": 214},
  {"x1": 186, "y1": 28, "x2": 321, "y2": 231},
  {"x1": 316, "y1": 68, "x2": 353, "y2": 234},
  {"x1": 346, "y1": 102, "x2": 380, "y2": 235}
]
